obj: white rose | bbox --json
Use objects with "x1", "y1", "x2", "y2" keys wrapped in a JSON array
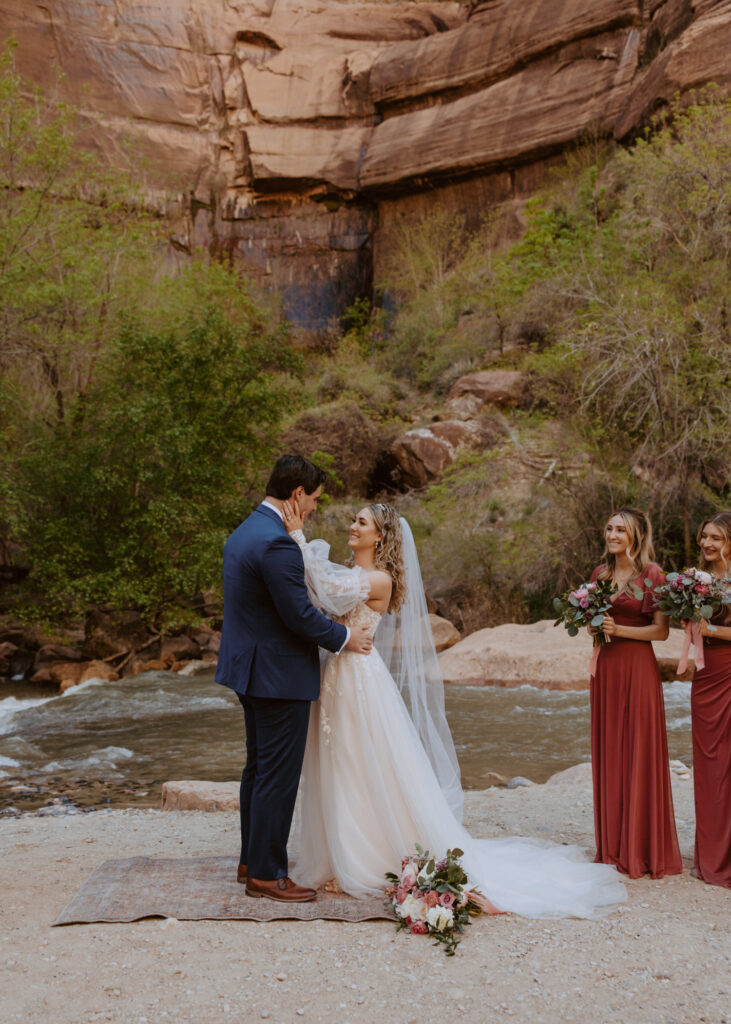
[
  {"x1": 400, "y1": 893, "x2": 427, "y2": 922},
  {"x1": 426, "y1": 905, "x2": 454, "y2": 932},
  {"x1": 695, "y1": 570, "x2": 713, "y2": 585}
]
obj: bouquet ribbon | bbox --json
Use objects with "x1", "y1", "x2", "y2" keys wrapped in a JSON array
[
  {"x1": 677, "y1": 621, "x2": 704, "y2": 675},
  {"x1": 590, "y1": 644, "x2": 600, "y2": 678}
]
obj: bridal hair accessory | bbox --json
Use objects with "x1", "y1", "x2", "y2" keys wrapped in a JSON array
[{"x1": 385, "y1": 844, "x2": 501, "y2": 955}]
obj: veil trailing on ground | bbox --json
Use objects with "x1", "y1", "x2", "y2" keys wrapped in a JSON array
[{"x1": 374, "y1": 518, "x2": 464, "y2": 823}]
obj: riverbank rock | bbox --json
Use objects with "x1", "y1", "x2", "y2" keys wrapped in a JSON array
[
  {"x1": 29, "y1": 659, "x2": 120, "y2": 692},
  {"x1": 83, "y1": 608, "x2": 149, "y2": 660},
  {"x1": 34, "y1": 643, "x2": 84, "y2": 666},
  {"x1": 438, "y1": 621, "x2": 693, "y2": 689},
  {"x1": 160, "y1": 635, "x2": 201, "y2": 662},
  {"x1": 429, "y1": 613, "x2": 460, "y2": 653},
  {"x1": 545, "y1": 762, "x2": 593, "y2": 786},
  {"x1": 445, "y1": 370, "x2": 526, "y2": 419},
  {"x1": 161, "y1": 781, "x2": 239, "y2": 812}
]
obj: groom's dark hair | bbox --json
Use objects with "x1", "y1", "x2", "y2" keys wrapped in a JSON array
[{"x1": 266, "y1": 455, "x2": 327, "y2": 499}]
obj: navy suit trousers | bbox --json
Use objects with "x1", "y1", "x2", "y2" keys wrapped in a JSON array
[{"x1": 237, "y1": 694, "x2": 310, "y2": 880}]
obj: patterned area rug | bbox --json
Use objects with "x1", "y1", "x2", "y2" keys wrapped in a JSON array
[{"x1": 53, "y1": 856, "x2": 395, "y2": 925}]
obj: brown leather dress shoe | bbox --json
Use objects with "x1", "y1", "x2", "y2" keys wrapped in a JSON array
[
  {"x1": 237, "y1": 864, "x2": 247, "y2": 884},
  {"x1": 245, "y1": 876, "x2": 317, "y2": 903}
]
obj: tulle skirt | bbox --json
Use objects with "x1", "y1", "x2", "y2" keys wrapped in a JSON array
[{"x1": 291, "y1": 647, "x2": 626, "y2": 919}]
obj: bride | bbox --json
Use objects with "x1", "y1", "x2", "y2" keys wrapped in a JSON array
[{"x1": 284, "y1": 500, "x2": 626, "y2": 918}]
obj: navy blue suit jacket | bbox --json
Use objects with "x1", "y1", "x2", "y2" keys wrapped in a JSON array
[{"x1": 215, "y1": 504, "x2": 347, "y2": 701}]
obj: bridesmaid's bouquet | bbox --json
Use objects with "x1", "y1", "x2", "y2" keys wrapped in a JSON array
[
  {"x1": 553, "y1": 578, "x2": 618, "y2": 646},
  {"x1": 652, "y1": 567, "x2": 729, "y2": 627},
  {"x1": 385, "y1": 845, "x2": 494, "y2": 956}
]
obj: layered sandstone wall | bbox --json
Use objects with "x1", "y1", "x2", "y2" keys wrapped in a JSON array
[{"x1": 2, "y1": 0, "x2": 730, "y2": 326}]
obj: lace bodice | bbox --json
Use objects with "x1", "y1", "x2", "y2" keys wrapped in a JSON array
[{"x1": 335, "y1": 602, "x2": 382, "y2": 638}]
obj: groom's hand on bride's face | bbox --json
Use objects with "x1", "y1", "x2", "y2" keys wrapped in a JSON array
[{"x1": 345, "y1": 624, "x2": 373, "y2": 654}]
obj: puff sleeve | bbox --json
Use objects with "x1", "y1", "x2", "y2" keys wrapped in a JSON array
[{"x1": 289, "y1": 532, "x2": 371, "y2": 616}]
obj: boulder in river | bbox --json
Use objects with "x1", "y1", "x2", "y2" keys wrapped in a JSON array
[
  {"x1": 438, "y1": 621, "x2": 693, "y2": 690},
  {"x1": 429, "y1": 613, "x2": 460, "y2": 653}
]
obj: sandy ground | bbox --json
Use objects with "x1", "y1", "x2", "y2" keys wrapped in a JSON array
[{"x1": 1, "y1": 773, "x2": 729, "y2": 1024}]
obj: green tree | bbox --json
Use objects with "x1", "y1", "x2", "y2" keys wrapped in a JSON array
[
  {"x1": 12, "y1": 273, "x2": 300, "y2": 616},
  {"x1": 0, "y1": 42, "x2": 158, "y2": 431}
]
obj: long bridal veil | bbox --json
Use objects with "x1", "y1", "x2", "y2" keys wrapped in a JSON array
[{"x1": 374, "y1": 518, "x2": 464, "y2": 822}]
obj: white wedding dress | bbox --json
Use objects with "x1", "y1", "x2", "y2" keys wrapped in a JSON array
[{"x1": 289, "y1": 532, "x2": 626, "y2": 919}]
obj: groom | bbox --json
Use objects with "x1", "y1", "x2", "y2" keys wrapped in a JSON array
[{"x1": 215, "y1": 454, "x2": 373, "y2": 902}]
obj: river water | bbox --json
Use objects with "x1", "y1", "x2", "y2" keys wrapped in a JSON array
[{"x1": 0, "y1": 669, "x2": 693, "y2": 813}]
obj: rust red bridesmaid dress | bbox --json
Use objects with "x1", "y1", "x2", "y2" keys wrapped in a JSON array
[
  {"x1": 691, "y1": 605, "x2": 731, "y2": 888},
  {"x1": 590, "y1": 562, "x2": 682, "y2": 878}
]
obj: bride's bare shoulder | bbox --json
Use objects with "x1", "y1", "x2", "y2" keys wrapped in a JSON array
[{"x1": 365, "y1": 568, "x2": 392, "y2": 597}]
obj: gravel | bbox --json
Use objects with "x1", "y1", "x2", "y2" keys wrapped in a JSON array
[{"x1": 1, "y1": 773, "x2": 729, "y2": 1024}]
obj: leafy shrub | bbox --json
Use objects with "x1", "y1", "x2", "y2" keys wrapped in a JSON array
[{"x1": 8, "y1": 291, "x2": 298, "y2": 616}]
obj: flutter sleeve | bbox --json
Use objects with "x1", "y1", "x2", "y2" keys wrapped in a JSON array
[
  {"x1": 641, "y1": 562, "x2": 666, "y2": 616},
  {"x1": 289, "y1": 531, "x2": 371, "y2": 616}
]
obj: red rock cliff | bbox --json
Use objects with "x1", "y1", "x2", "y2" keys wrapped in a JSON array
[{"x1": 2, "y1": 0, "x2": 729, "y2": 326}]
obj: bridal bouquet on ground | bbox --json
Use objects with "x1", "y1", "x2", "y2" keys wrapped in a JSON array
[
  {"x1": 652, "y1": 568, "x2": 729, "y2": 626},
  {"x1": 552, "y1": 577, "x2": 618, "y2": 646},
  {"x1": 385, "y1": 845, "x2": 493, "y2": 956}
]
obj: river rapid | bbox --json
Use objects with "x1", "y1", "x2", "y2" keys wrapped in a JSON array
[{"x1": 0, "y1": 669, "x2": 693, "y2": 814}]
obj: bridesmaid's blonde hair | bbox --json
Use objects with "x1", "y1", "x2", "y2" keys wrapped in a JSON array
[
  {"x1": 697, "y1": 511, "x2": 731, "y2": 575},
  {"x1": 598, "y1": 507, "x2": 656, "y2": 585},
  {"x1": 368, "y1": 503, "x2": 406, "y2": 613}
]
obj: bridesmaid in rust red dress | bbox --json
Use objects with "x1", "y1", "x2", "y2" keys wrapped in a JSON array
[
  {"x1": 589, "y1": 507, "x2": 682, "y2": 878},
  {"x1": 690, "y1": 512, "x2": 731, "y2": 888}
]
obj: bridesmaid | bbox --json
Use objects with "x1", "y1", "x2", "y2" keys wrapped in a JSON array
[
  {"x1": 690, "y1": 512, "x2": 731, "y2": 888},
  {"x1": 590, "y1": 507, "x2": 682, "y2": 878}
]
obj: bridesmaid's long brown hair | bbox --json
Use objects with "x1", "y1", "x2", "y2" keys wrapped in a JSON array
[
  {"x1": 597, "y1": 507, "x2": 656, "y2": 587},
  {"x1": 697, "y1": 511, "x2": 731, "y2": 575}
]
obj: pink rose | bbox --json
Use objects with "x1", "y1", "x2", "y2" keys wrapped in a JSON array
[
  {"x1": 575, "y1": 587, "x2": 589, "y2": 600},
  {"x1": 695, "y1": 584, "x2": 709, "y2": 595},
  {"x1": 425, "y1": 891, "x2": 440, "y2": 908},
  {"x1": 396, "y1": 886, "x2": 409, "y2": 903},
  {"x1": 439, "y1": 892, "x2": 456, "y2": 909},
  {"x1": 409, "y1": 921, "x2": 428, "y2": 935},
  {"x1": 400, "y1": 862, "x2": 418, "y2": 888}
]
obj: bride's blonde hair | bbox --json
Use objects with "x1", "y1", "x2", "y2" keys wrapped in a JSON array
[
  {"x1": 597, "y1": 507, "x2": 656, "y2": 585},
  {"x1": 368, "y1": 503, "x2": 406, "y2": 613}
]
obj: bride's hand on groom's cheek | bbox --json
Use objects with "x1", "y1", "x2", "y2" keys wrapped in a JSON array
[{"x1": 283, "y1": 500, "x2": 305, "y2": 532}]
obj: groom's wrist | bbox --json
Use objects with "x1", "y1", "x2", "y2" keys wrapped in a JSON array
[{"x1": 337, "y1": 627, "x2": 350, "y2": 654}]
